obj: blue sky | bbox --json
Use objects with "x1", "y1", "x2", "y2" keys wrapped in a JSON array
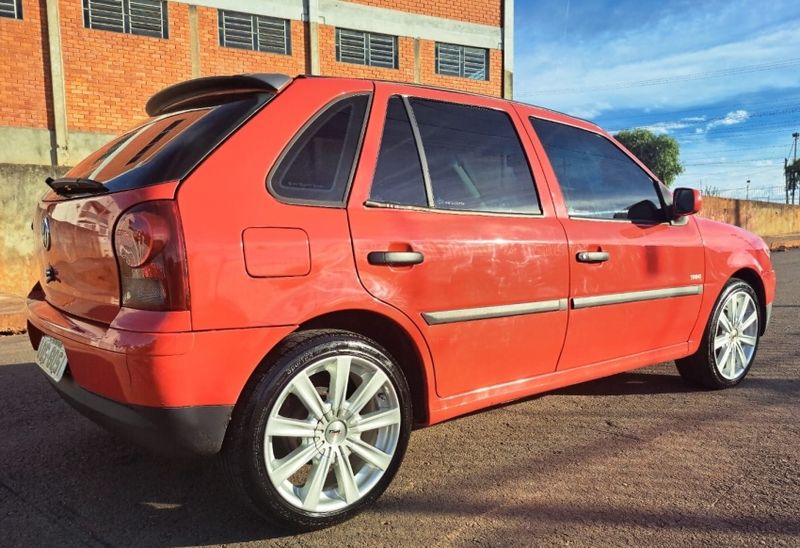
[{"x1": 514, "y1": 0, "x2": 800, "y2": 200}]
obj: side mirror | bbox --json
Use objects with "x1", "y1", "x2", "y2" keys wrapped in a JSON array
[{"x1": 672, "y1": 187, "x2": 702, "y2": 219}]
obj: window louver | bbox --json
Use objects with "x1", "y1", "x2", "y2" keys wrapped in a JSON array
[
  {"x1": 0, "y1": 0, "x2": 22, "y2": 19},
  {"x1": 436, "y1": 43, "x2": 489, "y2": 80},
  {"x1": 218, "y1": 10, "x2": 291, "y2": 55},
  {"x1": 82, "y1": 0, "x2": 168, "y2": 39},
  {"x1": 336, "y1": 28, "x2": 397, "y2": 69}
]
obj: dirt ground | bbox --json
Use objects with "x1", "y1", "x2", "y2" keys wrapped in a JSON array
[{"x1": 1, "y1": 250, "x2": 798, "y2": 547}]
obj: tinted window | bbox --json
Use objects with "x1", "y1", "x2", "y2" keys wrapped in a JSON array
[
  {"x1": 532, "y1": 118, "x2": 665, "y2": 222},
  {"x1": 410, "y1": 99, "x2": 539, "y2": 214},
  {"x1": 370, "y1": 97, "x2": 428, "y2": 207},
  {"x1": 271, "y1": 95, "x2": 369, "y2": 204},
  {"x1": 65, "y1": 94, "x2": 271, "y2": 192}
]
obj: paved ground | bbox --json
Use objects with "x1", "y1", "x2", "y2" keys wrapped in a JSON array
[{"x1": 1, "y1": 250, "x2": 798, "y2": 547}]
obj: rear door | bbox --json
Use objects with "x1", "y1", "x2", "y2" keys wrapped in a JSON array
[
  {"x1": 525, "y1": 114, "x2": 705, "y2": 370},
  {"x1": 347, "y1": 84, "x2": 569, "y2": 398}
]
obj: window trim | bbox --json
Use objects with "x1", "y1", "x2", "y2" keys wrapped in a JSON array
[
  {"x1": 266, "y1": 93, "x2": 373, "y2": 208},
  {"x1": 366, "y1": 95, "x2": 544, "y2": 217},
  {"x1": 529, "y1": 115, "x2": 670, "y2": 225},
  {"x1": 217, "y1": 9, "x2": 292, "y2": 56},
  {"x1": 0, "y1": 0, "x2": 23, "y2": 19}
]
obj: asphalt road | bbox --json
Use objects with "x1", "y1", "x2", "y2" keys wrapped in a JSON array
[{"x1": 1, "y1": 250, "x2": 798, "y2": 547}]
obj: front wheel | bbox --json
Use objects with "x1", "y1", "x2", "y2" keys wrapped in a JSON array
[
  {"x1": 676, "y1": 278, "x2": 761, "y2": 389},
  {"x1": 222, "y1": 330, "x2": 412, "y2": 531}
]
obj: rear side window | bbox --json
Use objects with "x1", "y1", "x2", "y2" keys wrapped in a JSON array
[
  {"x1": 410, "y1": 98, "x2": 540, "y2": 214},
  {"x1": 66, "y1": 94, "x2": 271, "y2": 192},
  {"x1": 270, "y1": 95, "x2": 369, "y2": 204},
  {"x1": 531, "y1": 118, "x2": 665, "y2": 222},
  {"x1": 370, "y1": 97, "x2": 428, "y2": 207}
]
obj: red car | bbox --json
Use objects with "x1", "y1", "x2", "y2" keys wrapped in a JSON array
[{"x1": 27, "y1": 74, "x2": 775, "y2": 530}]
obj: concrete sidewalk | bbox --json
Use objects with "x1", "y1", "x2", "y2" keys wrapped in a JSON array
[{"x1": 3, "y1": 232, "x2": 800, "y2": 333}]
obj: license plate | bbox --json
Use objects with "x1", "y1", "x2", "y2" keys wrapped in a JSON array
[{"x1": 36, "y1": 336, "x2": 68, "y2": 382}]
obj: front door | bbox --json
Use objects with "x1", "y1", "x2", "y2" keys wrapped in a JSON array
[
  {"x1": 347, "y1": 84, "x2": 570, "y2": 398},
  {"x1": 529, "y1": 116, "x2": 705, "y2": 370}
]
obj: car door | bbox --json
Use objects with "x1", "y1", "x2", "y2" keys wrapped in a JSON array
[
  {"x1": 347, "y1": 84, "x2": 570, "y2": 398},
  {"x1": 524, "y1": 114, "x2": 705, "y2": 370}
]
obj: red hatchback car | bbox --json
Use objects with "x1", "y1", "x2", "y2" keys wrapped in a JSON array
[{"x1": 27, "y1": 74, "x2": 775, "y2": 530}]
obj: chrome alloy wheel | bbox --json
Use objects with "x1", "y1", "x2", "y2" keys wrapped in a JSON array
[
  {"x1": 264, "y1": 355, "x2": 401, "y2": 513},
  {"x1": 713, "y1": 289, "x2": 759, "y2": 380}
]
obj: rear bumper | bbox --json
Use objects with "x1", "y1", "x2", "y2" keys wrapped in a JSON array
[
  {"x1": 49, "y1": 372, "x2": 232, "y2": 456},
  {"x1": 26, "y1": 286, "x2": 296, "y2": 456}
]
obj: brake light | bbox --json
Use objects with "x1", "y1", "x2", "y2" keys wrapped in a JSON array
[{"x1": 114, "y1": 200, "x2": 189, "y2": 311}]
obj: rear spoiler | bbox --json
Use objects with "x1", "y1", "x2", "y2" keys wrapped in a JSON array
[{"x1": 145, "y1": 73, "x2": 293, "y2": 116}]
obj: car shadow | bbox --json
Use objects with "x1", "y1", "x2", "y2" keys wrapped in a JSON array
[{"x1": 551, "y1": 370, "x2": 696, "y2": 397}]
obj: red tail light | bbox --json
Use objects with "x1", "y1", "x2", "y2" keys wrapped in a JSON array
[{"x1": 114, "y1": 200, "x2": 189, "y2": 311}]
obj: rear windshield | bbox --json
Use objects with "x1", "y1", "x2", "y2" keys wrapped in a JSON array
[{"x1": 65, "y1": 93, "x2": 272, "y2": 192}]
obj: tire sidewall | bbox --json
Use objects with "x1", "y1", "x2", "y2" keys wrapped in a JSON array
[
  {"x1": 237, "y1": 333, "x2": 412, "y2": 529},
  {"x1": 704, "y1": 279, "x2": 760, "y2": 387}
]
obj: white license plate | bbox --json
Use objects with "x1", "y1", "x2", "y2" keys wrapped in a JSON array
[{"x1": 36, "y1": 336, "x2": 68, "y2": 382}]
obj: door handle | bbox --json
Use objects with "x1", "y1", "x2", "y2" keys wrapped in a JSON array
[
  {"x1": 368, "y1": 251, "x2": 424, "y2": 266},
  {"x1": 576, "y1": 251, "x2": 610, "y2": 263}
]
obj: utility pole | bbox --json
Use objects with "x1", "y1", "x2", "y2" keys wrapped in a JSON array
[
  {"x1": 746, "y1": 179, "x2": 750, "y2": 200},
  {"x1": 785, "y1": 133, "x2": 799, "y2": 205}
]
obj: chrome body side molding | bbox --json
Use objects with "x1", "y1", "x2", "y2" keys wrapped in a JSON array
[
  {"x1": 422, "y1": 298, "x2": 568, "y2": 325},
  {"x1": 572, "y1": 285, "x2": 703, "y2": 310}
]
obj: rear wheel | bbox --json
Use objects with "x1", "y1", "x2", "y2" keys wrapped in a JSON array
[
  {"x1": 222, "y1": 330, "x2": 412, "y2": 531},
  {"x1": 676, "y1": 278, "x2": 760, "y2": 389}
]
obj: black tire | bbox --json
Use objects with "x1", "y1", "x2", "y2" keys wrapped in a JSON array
[
  {"x1": 676, "y1": 278, "x2": 761, "y2": 389},
  {"x1": 221, "y1": 329, "x2": 412, "y2": 531}
]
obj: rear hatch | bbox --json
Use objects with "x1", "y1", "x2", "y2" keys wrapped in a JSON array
[{"x1": 33, "y1": 74, "x2": 289, "y2": 324}]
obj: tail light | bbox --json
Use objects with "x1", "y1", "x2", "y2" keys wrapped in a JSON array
[{"x1": 114, "y1": 200, "x2": 189, "y2": 311}]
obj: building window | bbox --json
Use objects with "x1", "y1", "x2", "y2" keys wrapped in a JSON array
[
  {"x1": 336, "y1": 28, "x2": 398, "y2": 69},
  {"x1": 218, "y1": 10, "x2": 291, "y2": 55},
  {"x1": 0, "y1": 0, "x2": 23, "y2": 19},
  {"x1": 82, "y1": 0, "x2": 168, "y2": 39},
  {"x1": 435, "y1": 43, "x2": 489, "y2": 80}
]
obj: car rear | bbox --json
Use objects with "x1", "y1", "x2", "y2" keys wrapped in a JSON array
[{"x1": 26, "y1": 74, "x2": 296, "y2": 455}]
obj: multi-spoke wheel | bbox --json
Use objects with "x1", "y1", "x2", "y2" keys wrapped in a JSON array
[
  {"x1": 676, "y1": 278, "x2": 761, "y2": 389},
  {"x1": 222, "y1": 330, "x2": 412, "y2": 531}
]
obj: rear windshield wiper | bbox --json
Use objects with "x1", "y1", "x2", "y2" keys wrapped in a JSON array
[{"x1": 45, "y1": 177, "x2": 108, "y2": 196}]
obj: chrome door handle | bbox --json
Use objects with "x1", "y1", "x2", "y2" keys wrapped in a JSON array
[
  {"x1": 368, "y1": 251, "x2": 424, "y2": 266},
  {"x1": 576, "y1": 251, "x2": 610, "y2": 263}
]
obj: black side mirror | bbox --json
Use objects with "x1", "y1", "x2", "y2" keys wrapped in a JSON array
[{"x1": 672, "y1": 187, "x2": 702, "y2": 219}]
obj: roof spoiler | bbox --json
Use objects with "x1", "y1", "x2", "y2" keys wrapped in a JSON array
[{"x1": 145, "y1": 73, "x2": 293, "y2": 116}]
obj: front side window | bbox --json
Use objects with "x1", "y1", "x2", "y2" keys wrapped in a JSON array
[
  {"x1": 270, "y1": 95, "x2": 369, "y2": 204},
  {"x1": 82, "y1": 0, "x2": 168, "y2": 39},
  {"x1": 435, "y1": 43, "x2": 489, "y2": 80},
  {"x1": 218, "y1": 10, "x2": 291, "y2": 55},
  {"x1": 410, "y1": 99, "x2": 540, "y2": 214},
  {"x1": 336, "y1": 28, "x2": 398, "y2": 69},
  {"x1": 531, "y1": 118, "x2": 665, "y2": 222},
  {"x1": 0, "y1": 0, "x2": 22, "y2": 19}
]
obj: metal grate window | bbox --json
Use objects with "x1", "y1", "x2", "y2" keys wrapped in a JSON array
[
  {"x1": 0, "y1": 0, "x2": 22, "y2": 19},
  {"x1": 218, "y1": 10, "x2": 291, "y2": 55},
  {"x1": 435, "y1": 43, "x2": 489, "y2": 80},
  {"x1": 336, "y1": 28, "x2": 397, "y2": 69},
  {"x1": 82, "y1": 0, "x2": 168, "y2": 38}
]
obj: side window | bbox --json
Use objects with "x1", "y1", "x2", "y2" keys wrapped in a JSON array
[
  {"x1": 531, "y1": 118, "x2": 665, "y2": 222},
  {"x1": 370, "y1": 97, "x2": 428, "y2": 207},
  {"x1": 409, "y1": 99, "x2": 540, "y2": 214},
  {"x1": 270, "y1": 95, "x2": 369, "y2": 204}
]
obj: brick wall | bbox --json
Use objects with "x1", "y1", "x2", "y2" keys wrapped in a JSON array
[
  {"x1": 0, "y1": 0, "x2": 504, "y2": 137},
  {"x1": 0, "y1": 0, "x2": 50, "y2": 129},
  {"x1": 58, "y1": 1, "x2": 193, "y2": 134},
  {"x1": 197, "y1": 7, "x2": 307, "y2": 78},
  {"x1": 347, "y1": 0, "x2": 501, "y2": 26}
]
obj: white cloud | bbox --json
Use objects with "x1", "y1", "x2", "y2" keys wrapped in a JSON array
[{"x1": 706, "y1": 110, "x2": 749, "y2": 130}]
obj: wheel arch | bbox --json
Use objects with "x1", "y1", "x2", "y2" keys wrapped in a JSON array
[
  {"x1": 730, "y1": 267, "x2": 768, "y2": 336},
  {"x1": 298, "y1": 309, "x2": 431, "y2": 426}
]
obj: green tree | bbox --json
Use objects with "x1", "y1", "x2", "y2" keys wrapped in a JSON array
[{"x1": 614, "y1": 128, "x2": 684, "y2": 186}]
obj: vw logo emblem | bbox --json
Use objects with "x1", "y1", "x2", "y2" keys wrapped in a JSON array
[{"x1": 41, "y1": 216, "x2": 51, "y2": 251}]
